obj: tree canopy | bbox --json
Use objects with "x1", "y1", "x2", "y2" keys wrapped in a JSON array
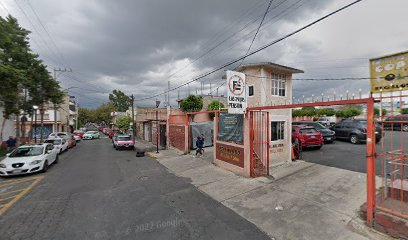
[
  {"x1": 180, "y1": 95, "x2": 203, "y2": 113},
  {"x1": 207, "y1": 100, "x2": 224, "y2": 119},
  {"x1": 109, "y1": 89, "x2": 130, "y2": 112},
  {"x1": 0, "y1": 15, "x2": 64, "y2": 139},
  {"x1": 115, "y1": 116, "x2": 132, "y2": 132}
]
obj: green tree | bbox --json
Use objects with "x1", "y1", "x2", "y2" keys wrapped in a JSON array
[
  {"x1": 318, "y1": 108, "x2": 336, "y2": 116},
  {"x1": 0, "y1": 15, "x2": 63, "y2": 140},
  {"x1": 94, "y1": 103, "x2": 115, "y2": 124},
  {"x1": 109, "y1": 90, "x2": 130, "y2": 112},
  {"x1": 115, "y1": 116, "x2": 132, "y2": 132},
  {"x1": 374, "y1": 107, "x2": 387, "y2": 116},
  {"x1": 207, "y1": 100, "x2": 224, "y2": 119},
  {"x1": 180, "y1": 95, "x2": 203, "y2": 113},
  {"x1": 401, "y1": 108, "x2": 408, "y2": 114}
]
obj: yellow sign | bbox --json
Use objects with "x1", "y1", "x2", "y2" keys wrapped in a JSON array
[{"x1": 370, "y1": 50, "x2": 408, "y2": 93}]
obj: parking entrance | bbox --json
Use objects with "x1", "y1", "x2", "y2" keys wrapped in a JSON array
[{"x1": 247, "y1": 97, "x2": 379, "y2": 224}]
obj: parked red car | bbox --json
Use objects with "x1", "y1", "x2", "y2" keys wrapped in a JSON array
[
  {"x1": 73, "y1": 130, "x2": 85, "y2": 139},
  {"x1": 292, "y1": 125, "x2": 324, "y2": 149},
  {"x1": 109, "y1": 130, "x2": 116, "y2": 139}
]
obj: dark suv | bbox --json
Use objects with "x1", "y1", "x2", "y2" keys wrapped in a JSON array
[
  {"x1": 293, "y1": 121, "x2": 336, "y2": 143},
  {"x1": 382, "y1": 115, "x2": 408, "y2": 132},
  {"x1": 332, "y1": 119, "x2": 382, "y2": 144}
]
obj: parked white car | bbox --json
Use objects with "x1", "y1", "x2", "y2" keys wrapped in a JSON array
[
  {"x1": 44, "y1": 138, "x2": 69, "y2": 154},
  {"x1": 0, "y1": 144, "x2": 58, "y2": 176},
  {"x1": 48, "y1": 132, "x2": 69, "y2": 139}
]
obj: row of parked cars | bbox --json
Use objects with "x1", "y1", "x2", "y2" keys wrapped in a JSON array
[
  {"x1": 292, "y1": 118, "x2": 386, "y2": 150},
  {"x1": 0, "y1": 128, "x2": 102, "y2": 177}
]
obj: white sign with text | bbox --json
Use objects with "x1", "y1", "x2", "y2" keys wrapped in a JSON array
[{"x1": 226, "y1": 70, "x2": 246, "y2": 114}]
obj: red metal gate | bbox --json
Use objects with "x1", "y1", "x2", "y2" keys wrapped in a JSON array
[
  {"x1": 376, "y1": 93, "x2": 408, "y2": 220},
  {"x1": 247, "y1": 97, "x2": 378, "y2": 224},
  {"x1": 249, "y1": 111, "x2": 270, "y2": 177}
]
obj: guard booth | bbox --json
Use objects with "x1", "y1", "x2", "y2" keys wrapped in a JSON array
[{"x1": 213, "y1": 62, "x2": 304, "y2": 177}]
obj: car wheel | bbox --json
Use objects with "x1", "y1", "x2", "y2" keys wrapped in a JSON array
[
  {"x1": 350, "y1": 135, "x2": 359, "y2": 144},
  {"x1": 59, "y1": 149, "x2": 62, "y2": 154},
  {"x1": 54, "y1": 154, "x2": 59, "y2": 164},
  {"x1": 403, "y1": 125, "x2": 408, "y2": 132},
  {"x1": 41, "y1": 160, "x2": 49, "y2": 173},
  {"x1": 316, "y1": 145, "x2": 322, "y2": 150}
]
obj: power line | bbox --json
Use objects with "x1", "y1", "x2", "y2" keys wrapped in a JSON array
[
  {"x1": 12, "y1": 0, "x2": 65, "y2": 67},
  {"x1": 238, "y1": 0, "x2": 274, "y2": 68},
  {"x1": 134, "y1": 0, "x2": 364, "y2": 102},
  {"x1": 25, "y1": 0, "x2": 69, "y2": 67},
  {"x1": 160, "y1": 0, "x2": 290, "y2": 83}
]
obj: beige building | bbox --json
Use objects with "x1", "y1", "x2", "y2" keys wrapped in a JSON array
[{"x1": 238, "y1": 62, "x2": 303, "y2": 166}]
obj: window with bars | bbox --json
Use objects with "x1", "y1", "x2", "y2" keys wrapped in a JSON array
[
  {"x1": 271, "y1": 121, "x2": 285, "y2": 141},
  {"x1": 271, "y1": 74, "x2": 286, "y2": 96},
  {"x1": 248, "y1": 85, "x2": 254, "y2": 96}
]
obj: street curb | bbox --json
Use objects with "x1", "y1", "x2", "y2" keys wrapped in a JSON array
[{"x1": 147, "y1": 153, "x2": 158, "y2": 159}]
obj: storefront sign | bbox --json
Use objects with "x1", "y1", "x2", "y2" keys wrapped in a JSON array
[
  {"x1": 217, "y1": 113, "x2": 244, "y2": 144},
  {"x1": 370, "y1": 50, "x2": 408, "y2": 93},
  {"x1": 216, "y1": 143, "x2": 244, "y2": 168},
  {"x1": 226, "y1": 70, "x2": 247, "y2": 114}
]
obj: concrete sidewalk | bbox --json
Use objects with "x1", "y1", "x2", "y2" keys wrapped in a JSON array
[{"x1": 149, "y1": 148, "x2": 391, "y2": 240}]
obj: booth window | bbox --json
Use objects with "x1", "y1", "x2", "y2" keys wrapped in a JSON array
[
  {"x1": 271, "y1": 74, "x2": 286, "y2": 96},
  {"x1": 248, "y1": 86, "x2": 254, "y2": 96},
  {"x1": 271, "y1": 121, "x2": 285, "y2": 141}
]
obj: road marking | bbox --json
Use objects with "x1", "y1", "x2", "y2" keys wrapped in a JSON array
[
  {"x1": 0, "y1": 189, "x2": 25, "y2": 197},
  {"x1": 0, "y1": 176, "x2": 44, "y2": 216},
  {"x1": 0, "y1": 195, "x2": 18, "y2": 201},
  {"x1": 0, "y1": 177, "x2": 40, "y2": 187}
]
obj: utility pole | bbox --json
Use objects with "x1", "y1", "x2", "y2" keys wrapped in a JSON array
[
  {"x1": 53, "y1": 68, "x2": 72, "y2": 132},
  {"x1": 75, "y1": 96, "x2": 79, "y2": 130},
  {"x1": 130, "y1": 94, "x2": 135, "y2": 143}
]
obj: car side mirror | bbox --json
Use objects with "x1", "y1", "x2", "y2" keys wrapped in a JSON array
[
  {"x1": 6, "y1": 153, "x2": 11, "y2": 157},
  {"x1": 47, "y1": 150, "x2": 52, "y2": 154}
]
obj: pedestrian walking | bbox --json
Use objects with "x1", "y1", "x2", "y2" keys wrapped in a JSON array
[
  {"x1": 6, "y1": 136, "x2": 16, "y2": 152},
  {"x1": 195, "y1": 134, "x2": 204, "y2": 157}
]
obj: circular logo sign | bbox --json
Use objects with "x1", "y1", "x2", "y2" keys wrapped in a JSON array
[{"x1": 228, "y1": 75, "x2": 244, "y2": 96}]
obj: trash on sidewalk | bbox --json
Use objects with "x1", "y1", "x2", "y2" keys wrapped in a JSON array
[{"x1": 275, "y1": 205, "x2": 283, "y2": 211}]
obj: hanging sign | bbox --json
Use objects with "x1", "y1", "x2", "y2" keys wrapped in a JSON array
[
  {"x1": 370, "y1": 50, "x2": 408, "y2": 93},
  {"x1": 226, "y1": 70, "x2": 247, "y2": 114}
]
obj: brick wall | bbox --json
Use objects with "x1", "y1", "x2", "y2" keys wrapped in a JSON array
[{"x1": 169, "y1": 125, "x2": 185, "y2": 151}]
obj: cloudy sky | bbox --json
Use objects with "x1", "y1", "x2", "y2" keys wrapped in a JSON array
[{"x1": 0, "y1": 0, "x2": 407, "y2": 108}]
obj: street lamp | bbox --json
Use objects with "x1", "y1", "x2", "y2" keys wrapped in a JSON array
[
  {"x1": 155, "y1": 99, "x2": 161, "y2": 153},
  {"x1": 33, "y1": 105, "x2": 39, "y2": 143}
]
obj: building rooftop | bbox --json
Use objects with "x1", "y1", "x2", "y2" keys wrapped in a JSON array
[{"x1": 235, "y1": 62, "x2": 304, "y2": 74}]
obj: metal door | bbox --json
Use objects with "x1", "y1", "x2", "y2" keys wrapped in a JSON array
[{"x1": 249, "y1": 111, "x2": 270, "y2": 177}]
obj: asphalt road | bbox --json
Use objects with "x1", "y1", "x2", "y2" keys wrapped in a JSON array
[
  {"x1": 0, "y1": 138, "x2": 270, "y2": 240},
  {"x1": 302, "y1": 131, "x2": 408, "y2": 176}
]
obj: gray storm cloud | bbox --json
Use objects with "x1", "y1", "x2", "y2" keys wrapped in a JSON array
[{"x1": 1, "y1": 0, "x2": 406, "y2": 107}]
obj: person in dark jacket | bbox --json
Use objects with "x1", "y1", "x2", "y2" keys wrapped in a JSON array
[
  {"x1": 6, "y1": 136, "x2": 17, "y2": 152},
  {"x1": 195, "y1": 135, "x2": 204, "y2": 157}
]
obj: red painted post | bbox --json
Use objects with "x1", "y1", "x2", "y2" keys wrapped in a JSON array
[
  {"x1": 267, "y1": 112, "x2": 270, "y2": 176},
  {"x1": 366, "y1": 97, "x2": 376, "y2": 224},
  {"x1": 249, "y1": 111, "x2": 254, "y2": 177}
]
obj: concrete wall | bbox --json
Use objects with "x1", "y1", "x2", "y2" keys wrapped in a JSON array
[
  {"x1": 243, "y1": 66, "x2": 294, "y2": 165},
  {"x1": 0, "y1": 109, "x2": 15, "y2": 142}
]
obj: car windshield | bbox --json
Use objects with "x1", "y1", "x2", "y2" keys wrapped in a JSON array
[
  {"x1": 303, "y1": 122, "x2": 324, "y2": 130},
  {"x1": 9, "y1": 147, "x2": 44, "y2": 157},
  {"x1": 118, "y1": 136, "x2": 131, "y2": 141},
  {"x1": 45, "y1": 139, "x2": 62, "y2": 145},
  {"x1": 357, "y1": 121, "x2": 367, "y2": 128},
  {"x1": 86, "y1": 131, "x2": 96, "y2": 134},
  {"x1": 74, "y1": 131, "x2": 83, "y2": 134},
  {"x1": 300, "y1": 128, "x2": 317, "y2": 134}
]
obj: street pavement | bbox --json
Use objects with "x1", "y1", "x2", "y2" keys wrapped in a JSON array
[
  {"x1": 302, "y1": 131, "x2": 408, "y2": 175},
  {"x1": 0, "y1": 138, "x2": 270, "y2": 240}
]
